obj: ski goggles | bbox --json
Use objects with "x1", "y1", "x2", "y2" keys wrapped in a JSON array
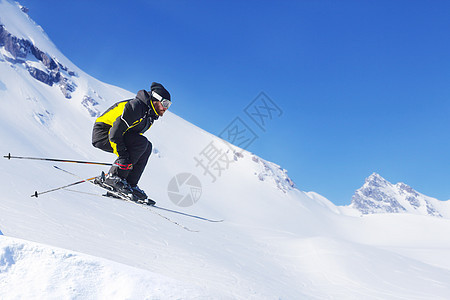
[{"x1": 151, "y1": 91, "x2": 172, "y2": 109}]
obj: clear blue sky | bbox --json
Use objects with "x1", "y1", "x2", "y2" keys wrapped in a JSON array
[{"x1": 19, "y1": 0, "x2": 450, "y2": 205}]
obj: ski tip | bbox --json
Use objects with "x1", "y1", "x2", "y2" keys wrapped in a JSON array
[{"x1": 199, "y1": 218, "x2": 224, "y2": 223}]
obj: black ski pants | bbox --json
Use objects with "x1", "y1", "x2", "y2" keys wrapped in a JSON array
[{"x1": 92, "y1": 132, "x2": 152, "y2": 186}]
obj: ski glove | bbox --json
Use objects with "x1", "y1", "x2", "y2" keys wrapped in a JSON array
[{"x1": 115, "y1": 156, "x2": 133, "y2": 170}]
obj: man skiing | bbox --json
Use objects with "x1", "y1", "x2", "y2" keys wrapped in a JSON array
[{"x1": 92, "y1": 82, "x2": 171, "y2": 204}]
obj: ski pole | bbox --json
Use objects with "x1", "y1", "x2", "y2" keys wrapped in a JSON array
[
  {"x1": 4, "y1": 153, "x2": 113, "y2": 166},
  {"x1": 31, "y1": 176, "x2": 97, "y2": 197}
]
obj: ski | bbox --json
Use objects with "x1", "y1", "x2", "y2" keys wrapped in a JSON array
[
  {"x1": 152, "y1": 205, "x2": 224, "y2": 223},
  {"x1": 53, "y1": 166, "x2": 199, "y2": 232},
  {"x1": 64, "y1": 188, "x2": 224, "y2": 222}
]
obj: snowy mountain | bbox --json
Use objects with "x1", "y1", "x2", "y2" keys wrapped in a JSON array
[
  {"x1": 350, "y1": 173, "x2": 450, "y2": 218},
  {"x1": 2, "y1": 1, "x2": 450, "y2": 299}
]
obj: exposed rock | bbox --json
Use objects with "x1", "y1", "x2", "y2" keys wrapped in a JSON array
[
  {"x1": 19, "y1": 5, "x2": 29, "y2": 14},
  {"x1": 59, "y1": 77, "x2": 77, "y2": 99},
  {"x1": 81, "y1": 95, "x2": 100, "y2": 117},
  {"x1": 251, "y1": 155, "x2": 295, "y2": 192},
  {"x1": 0, "y1": 25, "x2": 77, "y2": 98},
  {"x1": 351, "y1": 173, "x2": 443, "y2": 217}
]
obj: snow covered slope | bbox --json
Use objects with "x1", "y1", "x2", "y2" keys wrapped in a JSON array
[
  {"x1": 0, "y1": 235, "x2": 207, "y2": 299},
  {"x1": 350, "y1": 173, "x2": 450, "y2": 218},
  {"x1": 2, "y1": 1, "x2": 450, "y2": 298}
]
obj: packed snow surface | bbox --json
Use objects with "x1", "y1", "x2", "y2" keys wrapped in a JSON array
[{"x1": 1, "y1": 0, "x2": 450, "y2": 298}]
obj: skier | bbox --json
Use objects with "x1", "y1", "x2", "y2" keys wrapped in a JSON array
[{"x1": 92, "y1": 82, "x2": 171, "y2": 203}]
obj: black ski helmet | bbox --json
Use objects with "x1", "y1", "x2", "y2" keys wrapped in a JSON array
[{"x1": 150, "y1": 82, "x2": 171, "y2": 102}]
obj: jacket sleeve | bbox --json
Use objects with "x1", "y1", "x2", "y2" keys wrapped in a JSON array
[{"x1": 109, "y1": 100, "x2": 143, "y2": 157}]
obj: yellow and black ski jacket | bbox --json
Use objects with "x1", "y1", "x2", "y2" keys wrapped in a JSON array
[{"x1": 92, "y1": 90, "x2": 159, "y2": 157}]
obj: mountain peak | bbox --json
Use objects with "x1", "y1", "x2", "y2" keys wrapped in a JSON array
[
  {"x1": 351, "y1": 173, "x2": 447, "y2": 218},
  {"x1": 365, "y1": 172, "x2": 389, "y2": 187}
]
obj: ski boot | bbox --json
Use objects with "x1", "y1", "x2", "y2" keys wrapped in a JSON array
[
  {"x1": 130, "y1": 185, "x2": 156, "y2": 206},
  {"x1": 140, "y1": 198, "x2": 156, "y2": 206},
  {"x1": 96, "y1": 172, "x2": 133, "y2": 196},
  {"x1": 130, "y1": 185, "x2": 147, "y2": 200}
]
